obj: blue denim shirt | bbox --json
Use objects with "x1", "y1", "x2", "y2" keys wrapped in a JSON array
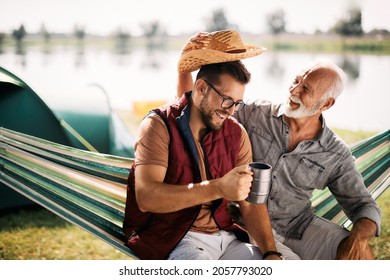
[{"x1": 235, "y1": 99, "x2": 382, "y2": 239}]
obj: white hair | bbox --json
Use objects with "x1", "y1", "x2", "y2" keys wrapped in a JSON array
[{"x1": 304, "y1": 59, "x2": 347, "y2": 100}]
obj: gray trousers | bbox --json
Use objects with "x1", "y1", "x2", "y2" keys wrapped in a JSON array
[
  {"x1": 168, "y1": 230, "x2": 263, "y2": 260},
  {"x1": 274, "y1": 216, "x2": 350, "y2": 260}
]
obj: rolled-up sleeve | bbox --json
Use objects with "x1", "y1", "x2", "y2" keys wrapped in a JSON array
[{"x1": 328, "y1": 153, "x2": 382, "y2": 236}]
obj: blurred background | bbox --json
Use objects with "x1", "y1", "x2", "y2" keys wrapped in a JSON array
[
  {"x1": 1, "y1": 0, "x2": 389, "y2": 132},
  {"x1": 0, "y1": 0, "x2": 389, "y2": 259}
]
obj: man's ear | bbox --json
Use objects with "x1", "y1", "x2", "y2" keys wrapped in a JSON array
[
  {"x1": 195, "y1": 79, "x2": 207, "y2": 96},
  {"x1": 321, "y1": 97, "x2": 335, "y2": 112}
]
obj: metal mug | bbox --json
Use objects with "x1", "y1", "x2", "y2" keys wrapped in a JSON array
[{"x1": 246, "y1": 162, "x2": 272, "y2": 204}]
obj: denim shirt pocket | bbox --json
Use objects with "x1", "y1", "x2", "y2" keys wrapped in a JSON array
[{"x1": 291, "y1": 157, "x2": 325, "y2": 189}]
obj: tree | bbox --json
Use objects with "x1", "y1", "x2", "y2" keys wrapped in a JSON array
[
  {"x1": 140, "y1": 20, "x2": 167, "y2": 49},
  {"x1": 12, "y1": 24, "x2": 27, "y2": 55},
  {"x1": 0, "y1": 33, "x2": 5, "y2": 46},
  {"x1": 12, "y1": 24, "x2": 27, "y2": 43},
  {"x1": 266, "y1": 9, "x2": 286, "y2": 50},
  {"x1": 114, "y1": 28, "x2": 131, "y2": 54},
  {"x1": 115, "y1": 28, "x2": 131, "y2": 42},
  {"x1": 40, "y1": 24, "x2": 51, "y2": 42},
  {"x1": 0, "y1": 32, "x2": 5, "y2": 53},
  {"x1": 74, "y1": 25, "x2": 86, "y2": 41},
  {"x1": 140, "y1": 21, "x2": 163, "y2": 38},
  {"x1": 332, "y1": 8, "x2": 363, "y2": 37},
  {"x1": 266, "y1": 9, "x2": 286, "y2": 35},
  {"x1": 205, "y1": 8, "x2": 231, "y2": 32}
]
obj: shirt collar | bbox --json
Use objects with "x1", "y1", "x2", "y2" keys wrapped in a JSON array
[
  {"x1": 316, "y1": 115, "x2": 331, "y2": 148},
  {"x1": 272, "y1": 103, "x2": 285, "y2": 118},
  {"x1": 274, "y1": 103, "x2": 330, "y2": 149}
]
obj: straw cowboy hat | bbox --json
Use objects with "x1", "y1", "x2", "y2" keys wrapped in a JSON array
[{"x1": 178, "y1": 30, "x2": 266, "y2": 73}]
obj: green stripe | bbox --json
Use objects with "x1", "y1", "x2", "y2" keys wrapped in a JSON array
[{"x1": 1, "y1": 127, "x2": 389, "y2": 258}]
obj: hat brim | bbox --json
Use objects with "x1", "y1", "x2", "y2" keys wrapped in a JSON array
[{"x1": 178, "y1": 45, "x2": 266, "y2": 73}]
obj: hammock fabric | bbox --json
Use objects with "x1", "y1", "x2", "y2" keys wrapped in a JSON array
[{"x1": 1, "y1": 127, "x2": 389, "y2": 259}]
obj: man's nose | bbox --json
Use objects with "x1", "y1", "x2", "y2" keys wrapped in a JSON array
[{"x1": 290, "y1": 83, "x2": 301, "y2": 96}]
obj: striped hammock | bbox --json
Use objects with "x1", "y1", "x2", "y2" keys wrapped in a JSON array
[
  {"x1": 0, "y1": 127, "x2": 136, "y2": 258},
  {"x1": 1, "y1": 127, "x2": 389, "y2": 259}
]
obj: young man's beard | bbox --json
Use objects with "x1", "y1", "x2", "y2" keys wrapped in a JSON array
[{"x1": 199, "y1": 98, "x2": 225, "y2": 131}]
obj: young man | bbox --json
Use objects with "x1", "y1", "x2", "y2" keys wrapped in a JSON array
[
  {"x1": 123, "y1": 30, "x2": 282, "y2": 260},
  {"x1": 177, "y1": 32, "x2": 382, "y2": 260}
]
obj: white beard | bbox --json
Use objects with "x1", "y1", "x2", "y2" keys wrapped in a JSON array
[{"x1": 283, "y1": 96, "x2": 322, "y2": 118}]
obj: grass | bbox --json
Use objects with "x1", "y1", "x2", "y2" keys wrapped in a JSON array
[
  {"x1": 331, "y1": 128, "x2": 380, "y2": 146},
  {"x1": 0, "y1": 129, "x2": 388, "y2": 260},
  {"x1": 369, "y1": 189, "x2": 390, "y2": 260},
  {"x1": 1, "y1": 191, "x2": 388, "y2": 260},
  {"x1": 0, "y1": 206, "x2": 130, "y2": 260}
]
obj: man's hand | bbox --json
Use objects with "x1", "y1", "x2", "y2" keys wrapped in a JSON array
[
  {"x1": 336, "y1": 218, "x2": 376, "y2": 260},
  {"x1": 177, "y1": 32, "x2": 212, "y2": 96},
  {"x1": 336, "y1": 235, "x2": 375, "y2": 259},
  {"x1": 216, "y1": 165, "x2": 253, "y2": 201},
  {"x1": 181, "y1": 32, "x2": 212, "y2": 54}
]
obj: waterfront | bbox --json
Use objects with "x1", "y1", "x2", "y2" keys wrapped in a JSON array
[{"x1": 1, "y1": 45, "x2": 389, "y2": 132}]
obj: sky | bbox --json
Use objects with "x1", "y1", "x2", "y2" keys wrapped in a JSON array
[{"x1": 1, "y1": 0, "x2": 390, "y2": 36}]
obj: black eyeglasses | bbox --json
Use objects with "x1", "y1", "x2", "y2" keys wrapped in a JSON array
[{"x1": 203, "y1": 79, "x2": 245, "y2": 111}]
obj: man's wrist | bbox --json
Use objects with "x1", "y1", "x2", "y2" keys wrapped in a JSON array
[{"x1": 263, "y1": 250, "x2": 283, "y2": 260}]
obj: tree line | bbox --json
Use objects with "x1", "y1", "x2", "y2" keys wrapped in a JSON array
[{"x1": 0, "y1": 7, "x2": 388, "y2": 48}]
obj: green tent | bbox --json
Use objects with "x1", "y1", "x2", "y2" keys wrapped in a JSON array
[{"x1": 0, "y1": 66, "x2": 134, "y2": 209}]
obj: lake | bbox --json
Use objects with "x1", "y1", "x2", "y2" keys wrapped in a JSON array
[{"x1": 1, "y1": 45, "x2": 389, "y2": 132}]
